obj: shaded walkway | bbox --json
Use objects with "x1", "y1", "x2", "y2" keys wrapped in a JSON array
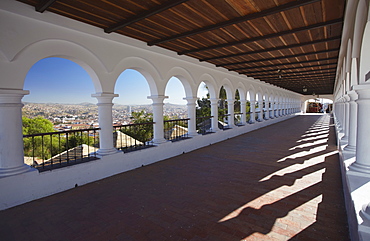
[{"x1": 0, "y1": 114, "x2": 349, "y2": 240}]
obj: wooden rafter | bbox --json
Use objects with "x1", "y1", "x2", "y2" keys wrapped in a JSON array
[
  {"x1": 104, "y1": 0, "x2": 189, "y2": 33},
  {"x1": 35, "y1": 0, "x2": 57, "y2": 13},
  {"x1": 148, "y1": 0, "x2": 321, "y2": 46}
]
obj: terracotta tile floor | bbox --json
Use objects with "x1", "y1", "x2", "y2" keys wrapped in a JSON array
[{"x1": 0, "y1": 114, "x2": 350, "y2": 241}]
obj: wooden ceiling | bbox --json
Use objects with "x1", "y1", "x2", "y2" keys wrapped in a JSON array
[{"x1": 17, "y1": 0, "x2": 345, "y2": 95}]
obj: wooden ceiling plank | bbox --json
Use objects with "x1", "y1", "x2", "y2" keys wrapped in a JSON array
[
  {"x1": 36, "y1": 0, "x2": 58, "y2": 13},
  {"x1": 243, "y1": 66, "x2": 337, "y2": 75},
  {"x1": 105, "y1": 0, "x2": 189, "y2": 33},
  {"x1": 216, "y1": 48, "x2": 339, "y2": 67},
  {"x1": 228, "y1": 56, "x2": 338, "y2": 71},
  {"x1": 148, "y1": 0, "x2": 321, "y2": 46},
  {"x1": 179, "y1": 18, "x2": 342, "y2": 55},
  {"x1": 201, "y1": 36, "x2": 341, "y2": 61}
]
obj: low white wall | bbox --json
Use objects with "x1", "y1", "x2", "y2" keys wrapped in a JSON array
[
  {"x1": 0, "y1": 115, "x2": 296, "y2": 210},
  {"x1": 335, "y1": 123, "x2": 370, "y2": 241}
]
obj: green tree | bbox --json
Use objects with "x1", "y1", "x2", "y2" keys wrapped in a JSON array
[
  {"x1": 121, "y1": 110, "x2": 154, "y2": 142},
  {"x1": 22, "y1": 117, "x2": 60, "y2": 159},
  {"x1": 22, "y1": 116, "x2": 54, "y2": 135}
]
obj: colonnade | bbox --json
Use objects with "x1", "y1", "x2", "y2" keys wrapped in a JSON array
[
  {"x1": 332, "y1": 0, "x2": 370, "y2": 239},
  {"x1": 0, "y1": 87, "x2": 301, "y2": 178}
]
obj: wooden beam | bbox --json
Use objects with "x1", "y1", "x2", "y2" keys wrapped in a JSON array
[
  {"x1": 245, "y1": 67, "x2": 337, "y2": 76},
  {"x1": 148, "y1": 0, "x2": 321, "y2": 46},
  {"x1": 216, "y1": 49, "x2": 339, "y2": 67},
  {"x1": 262, "y1": 73, "x2": 335, "y2": 80},
  {"x1": 200, "y1": 36, "x2": 341, "y2": 62},
  {"x1": 238, "y1": 63, "x2": 337, "y2": 74},
  {"x1": 228, "y1": 57, "x2": 338, "y2": 71},
  {"x1": 35, "y1": 0, "x2": 58, "y2": 13},
  {"x1": 105, "y1": 0, "x2": 189, "y2": 33},
  {"x1": 179, "y1": 18, "x2": 343, "y2": 55}
]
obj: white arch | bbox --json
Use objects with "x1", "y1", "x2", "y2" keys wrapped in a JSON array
[
  {"x1": 164, "y1": 66, "x2": 195, "y2": 98},
  {"x1": 113, "y1": 56, "x2": 161, "y2": 96},
  {"x1": 198, "y1": 73, "x2": 217, "y2": 99},
  {"x1": 11, "y1": 39, "x2": 106, "y2": 93},
  {"x1": 360, "y1": 16, "x2": 370, "y2": 83},
  {"x1": 353, "y1": 0, "x2": 368, "y2": 59},
  {"x1": 236, "y1": 82, "x2": 246, "y2": 101},
  {"x1": 219, "y1": 78, "x2": 234, "y2": 99}
]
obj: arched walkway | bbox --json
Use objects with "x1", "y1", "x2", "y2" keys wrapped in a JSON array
[{"x1": 0, "y1": 114, "x2": 349, "y2": 240}]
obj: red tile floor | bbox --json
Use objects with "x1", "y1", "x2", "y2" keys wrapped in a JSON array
[{"x1": 0, "y1": 114, "x2": 350, "y2": 240}]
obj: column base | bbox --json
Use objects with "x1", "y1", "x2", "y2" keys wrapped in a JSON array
[
  {"x1": 96, "y1": 148, "x2": 120, "y2": 156},
  {"x1": 348, "y1": 162, "x2": 370, "y2": 174},
  {"x1": 152, "y1": 138, "x2": 167, "y2": 145},
  {"x1": 343, "y1": 144, "x2": 356, "y2": 153},
  {"x1": 188, "y1": 131, "x2": 198, "y2": 137},
  {"x1": 0, "y1": 164, "x2": 33, "y2": 178}
]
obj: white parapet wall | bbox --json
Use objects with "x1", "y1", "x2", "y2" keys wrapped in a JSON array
[
  {"x1": 0, "y1": 114, "x2": 296, "y2": 210},
  {"x1": 335, "y1": 123, "x2": 370, "y2": 241}
]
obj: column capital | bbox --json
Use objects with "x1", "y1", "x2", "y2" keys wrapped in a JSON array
[
  {"x1": 226, "y1": 99, "x2": 236, "y2": 103},
  {"x1": 347, "y1": 90, "x2": 358, "y2": 101},
  {"x1": 147, "y1": 95, "x2": 168, "y2": 104},
  {"x1": 209, "y1": 98, "x2": 219, "y2": 104},
  {"x1": 183, "y1": 97, "x2": 198, "y2": 105},
  {"x1": 92, "y1": 93, "x2": 118, "y2": 104},
  {"x1": 0, "y1": 88, "x2": 29, "y2": 104},
  {"x1": 354, "y1": 84, "x2": 370, "y2": 100}
]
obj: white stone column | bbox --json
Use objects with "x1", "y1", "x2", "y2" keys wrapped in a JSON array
[
  {"x1": 240, "y1": 100, "x2": 247, "y2": 124},
  {"x1": 343, "y1": 91, "x2": 358, "y2": 153},
  {"x1": 279, "y1": 102, "x2": 283, "y2": 116},
  {"x1": 249, "y1": 99, "x2": 256, "y2": 123},
  {"x1": 148, "y1": 95, "x2": 167, "y2": 144},
  {"x1": 226, "y1": 99, "x2": 235, "y2": 127},
  {"x1": 92, "y1": 93, "x2": 119, "y2": 156},
  {"x1": 257, "y1": 100, "x2": 263, "y2": 121},
  {"x1": 264, "y1": 100, "x2": 269, "y2": 120},
  {"x1": 210, "y1": 98, "x2": 219, "y2": 132},
  {"x1": 342, "y1": 95, "x2": 350, "y2": 143},
  {"x1": 270, "y1": 101, "x2": 274, "y2": 119},
  {"x1": 0, "y1": 89, "x2": 32, "y2": 177},
  {"x1": 349, "y1": 85, "x2": 370, "y2": 174},
  {"x1": 184, "y1": 97, "x2": 198, "y2": 137}
]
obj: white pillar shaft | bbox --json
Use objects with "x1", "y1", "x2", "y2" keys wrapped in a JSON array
[
  {"x1": 344, "y1": 91, "x2": 358, "y2": 152},
  {"x1": 250, "y1": 100, "x2": 255, "y2": 123},
  {"x1": 350, "y1": 86, "x2": 370, "y2": 173},
  {"x1": 240, "y1": 100, "x2": 247, "y2": 124},
  {"x1": 93, "y1": 93, "x2": 119, "y2": 156},
  {"x1": 149, "y1": 95, "x2": 167, "y2": 144},
  {"x1": 0, "y1": 89, "x2": 31, "y2": 177},
  {"x1": 227, "y1": 99, "x2": 235, "y2": 127},
  {"x1": 265, "y1": 101, "x2": 270, "y2": 119},
  {"x1": 257, "y1": 101, "x2": 263, "y2": 121},
  {"x1": 210, "y1": 98, "x2": 219, "y2": 131},
  {"x1": 185, "y1": 97, "x2": 197, "y2": 136},
  {"x1": 344, "y1": 98, "x2": 350, "y2": 139}
]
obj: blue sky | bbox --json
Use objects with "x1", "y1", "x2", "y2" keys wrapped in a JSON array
[{"x1": 23, "y1": 57, "x2": 208, "y2": 105}]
